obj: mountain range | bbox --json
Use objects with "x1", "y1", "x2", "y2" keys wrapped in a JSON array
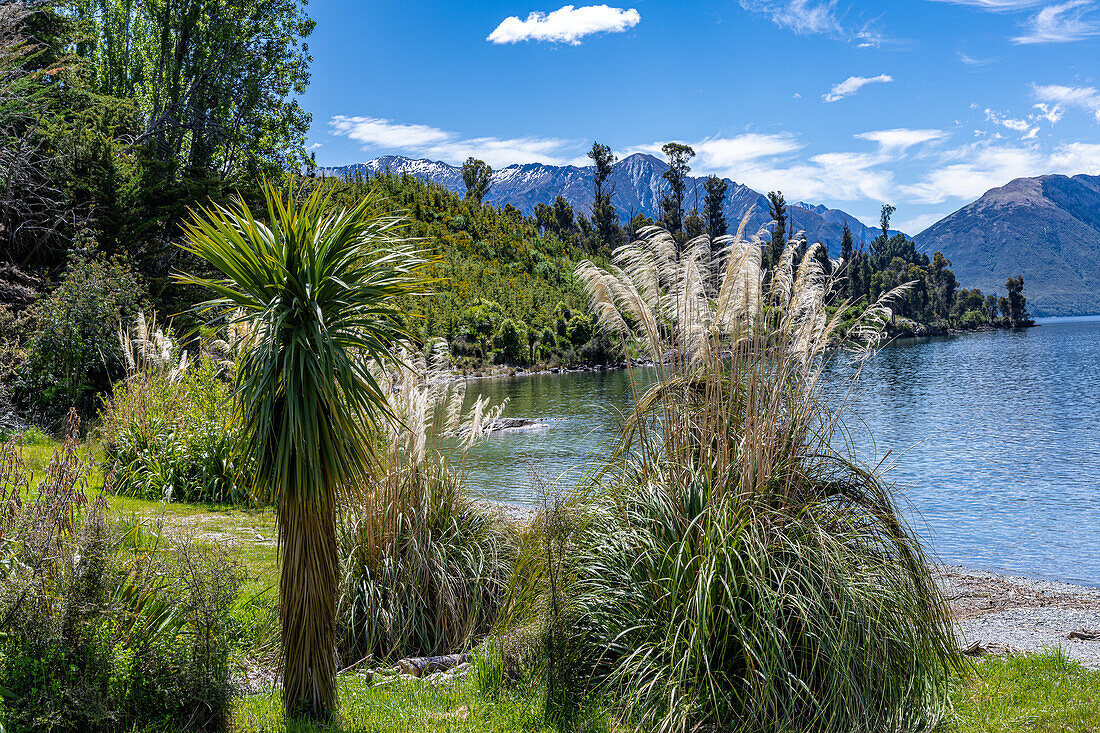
[
  {"x1": 327, "y1": 153, "x2": 893, "y2": 250},
  {"x1": 327, "y1": 155, "x2": 1100, "y2": 317},
  {"x1": 915, "y1": 174, "x2": 1100, "y2": 317}
]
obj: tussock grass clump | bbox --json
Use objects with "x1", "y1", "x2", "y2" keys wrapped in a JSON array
[
  {"x1": 338, "y1": 343, "x2": 516, "y2": 664},
  {"x1": 550, "y1": 224, "x2": 963, "y2": 732}
]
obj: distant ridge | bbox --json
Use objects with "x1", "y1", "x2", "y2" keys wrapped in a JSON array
[
  {"x1": 915, "y1": 174, "x2": 1100, "y2": 317},
  {"x1": 326, "y1": 153, "x2": 892, "y2": 254}
]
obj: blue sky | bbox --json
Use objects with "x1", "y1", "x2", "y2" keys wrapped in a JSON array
[{"x1": 301, "y1": 0, "x2": 1100, "y2": 233}]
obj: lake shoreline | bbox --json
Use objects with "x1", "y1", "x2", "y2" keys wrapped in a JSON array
[{"x1": 939, "y1": 565, "x2": 1100, "y2": 668}]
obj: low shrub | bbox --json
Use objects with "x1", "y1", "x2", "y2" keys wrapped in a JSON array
[
  {"x1": 100, "y1": 315, "x2": 251, "y2": 505},
  {"x1": 0, "y1": 418, "x2": 242, "y2": 731}
]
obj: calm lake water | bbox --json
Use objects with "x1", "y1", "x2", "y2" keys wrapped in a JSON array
[{"x1": 457, "y1": 315, "x2": 1100, "y2": 586}]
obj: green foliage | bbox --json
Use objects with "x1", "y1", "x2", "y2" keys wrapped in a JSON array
[
  {"x1": 100, "y1": 354, "x2": 249, "y2": 505},
  {"x1": 659, "y1": 142, "x2": 695, "y2": 236},
  {"x1": 338, "y1": 459, "x2": 514, "y2": 663},
  {"x1": 180, "y1": 182, "x2": 430, "y2": 720},
  {"x1": 72, "y1": 0, "x2": 314, "y2": 182},
  {"x1": 15, "y1": 254, "x2": 146, "y2": 422},
  {"x1": 550, "y1": 228, "x2": 962, "y2": 732},
  {"x1": 314, "y1": 171, "x2": 617, "y2": 370},
  {"x1": 462, "y1": 157, "x2": 493, "y2": 204},
  {"x1": 0, "y1": 427, "x2": 241, "y2": 732},
  {"x1": 949, "y1": 649, "x2": 1100, "y2": 731}
]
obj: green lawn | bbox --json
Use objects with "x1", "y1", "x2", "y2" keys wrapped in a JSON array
[
  {"x1": 235, "y1": 675, "x2": 567, "y2": 733},
  {"x1": 11, "y1": 436, "x2": 1100, "y2": 732}
]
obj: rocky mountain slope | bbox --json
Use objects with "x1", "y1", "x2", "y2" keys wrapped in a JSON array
[{"x1": 915, "y1": 174, "x2": 1100, "y2": 317}]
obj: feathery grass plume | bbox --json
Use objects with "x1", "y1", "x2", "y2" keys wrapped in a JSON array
[
  {"x1": 555, "y1": 220, "x2": 959, "y2": 732},
  {"x1": 338, "y1": 342, "x2": 515, "y2": 663},
  {"x1": 177, "y1": 181, "x2": 429, "y2": 721}
]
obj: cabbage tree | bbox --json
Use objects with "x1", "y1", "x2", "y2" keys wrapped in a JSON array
[{"x1": 178, "y1": 182, "x2": 427, "y2": 719}]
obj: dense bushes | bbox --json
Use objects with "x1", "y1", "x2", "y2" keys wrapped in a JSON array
[
  {"x1": 0, "y1": 422, "x2": 241, "y2": 731},
  {"x1": 14, "y1": 254, "x2": 146, "y2": 422},
  {"x1": 100, "y1": 316, "x2": 250, "y2": 505}
]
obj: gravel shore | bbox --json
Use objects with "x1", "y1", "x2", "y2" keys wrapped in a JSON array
[{"x1": 937, "y1": 565, "x2": 1100, "y2": 668}]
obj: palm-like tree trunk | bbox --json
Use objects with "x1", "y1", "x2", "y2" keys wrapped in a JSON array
[{"x1": 279, "y1": 488, "x2": 338, "y2": 717}]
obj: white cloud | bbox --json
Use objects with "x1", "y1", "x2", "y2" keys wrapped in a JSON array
[
  {"x1": 985, "y1": 108, "x2": 1039, "y2": 137},
  {"x1": 958, "y1": 51, "x2": 997, "y2": 65},
  {"x1": 329, "y1": 116, "x2": 585, "y2": 168},
  {"x1": 855, "y1": 128, "x2": 946, "y2": 151},
  {"x1": 928, "y1": 0, "x2": 1044, "y2": 9},
  {"x1": 736, "y1": 0, "x2": 886, "y2": 43},
  {"x1": 1033, "y1": 83, "x2": 1100, "y2": 122},
  {"x1": 738, "y1": 0, "x2": 843, "y2": 34},
  {"x1": 487, "y1": 4, "x2": 639, "y2": 45},
  {"x1": 1013, "y1": 0, "x2": 1100, "y2": 43},
  {"x1": 900, "y1": 140, "x2": 1100, "y2": 204},
  {"x1": 823, "y1": 74, "x2": 893, "y2": 103},
  {"x1": 1032, "y1": 101, "x2": 1065, "y2": 124},
  {"x1": 694, "y1": 133, "x2": 805, "y2": 166}
]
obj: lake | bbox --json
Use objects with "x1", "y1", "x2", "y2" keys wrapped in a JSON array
[{"x1": 456, "y1": 315, "x2": 1100, "y2": 586}]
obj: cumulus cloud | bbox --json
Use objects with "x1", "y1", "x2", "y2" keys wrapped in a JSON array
[
  {"x1": 985, "y1": 108, "x2": 1038, "y2": 137},
  {"x1": 855, "y1": 128, "x2": 946, "y2": 151},
  {"x1": 329, "y1": 116, "x2": 585, "y2": 168},
  {"x1": 823, "y1": 74, "x2": 893, "y2": 103},
  {"x1": 1013, "y1": 0, "x2": 1100, "y2": 43},
  {"x1": 1033, "y1": 83, "x2": 1100, "y2": 122},
  {"x1": 487, "y1": 4, "x2": 639, "y2": 45}
]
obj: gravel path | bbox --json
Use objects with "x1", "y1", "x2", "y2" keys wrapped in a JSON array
[{"x1": 937, "y1": 565, "x2": 1100, "y2": 668}]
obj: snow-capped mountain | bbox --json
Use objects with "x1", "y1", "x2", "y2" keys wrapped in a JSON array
[{"x1": 328, "y1": 153, "x2": 891, "y2": 253}]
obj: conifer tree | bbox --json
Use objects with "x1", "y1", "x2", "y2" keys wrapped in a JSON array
[
  {"x1": 703, "y1": 175, "x2": 728, "y2": 241},
  {"x1": 589, "y1": 141, "x2": 618, "y2": 249}
]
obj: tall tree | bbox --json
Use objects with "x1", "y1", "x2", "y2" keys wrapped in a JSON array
[
  {"x1": 702, "y1": 175, "x2": 728, "y2": 241},
  {"x1": 870, "y1": 204, "x2": 896, "y2": 268},
  {"x1": 1005, "y1": 275, "x2": 1027, "y2": 324},
  {"x1": 0, "y1": 3, "x2": 72, "y2": 265},
  {"x1": 659, "y1": 142, "x2": 694, "y2": 237},
  {"x1": 73, "y1": 0, "x2": 314, "y2": 181},
  {"x1": 553, "y1": 195, "x2": 575, "y2": 235},
  {"x1": 180, "y1": 184, "x2": 429, "y2": 720},
  {"x1": 588, "y1": 141, "x2": 617, "y2": 248},
  {"x1": 461, "y1": 157, "x2": 492, "y2": 204},
  {"x1": 766, "y1": 191, "x2": 787, "y2": 273},
  {"x1": 839, "y1": 222, "x2": 854, "y2": 298}
]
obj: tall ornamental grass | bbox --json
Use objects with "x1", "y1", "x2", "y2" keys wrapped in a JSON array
[
  {"x1": 338, "y1": 341, "x2": 516, "y2": 664},
  {"x1": 100, "y1": 313, "x2": 253, "y2": 504},
  {"x1": 551, "y1": 224, "x2": 963, "y2": 732}
]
